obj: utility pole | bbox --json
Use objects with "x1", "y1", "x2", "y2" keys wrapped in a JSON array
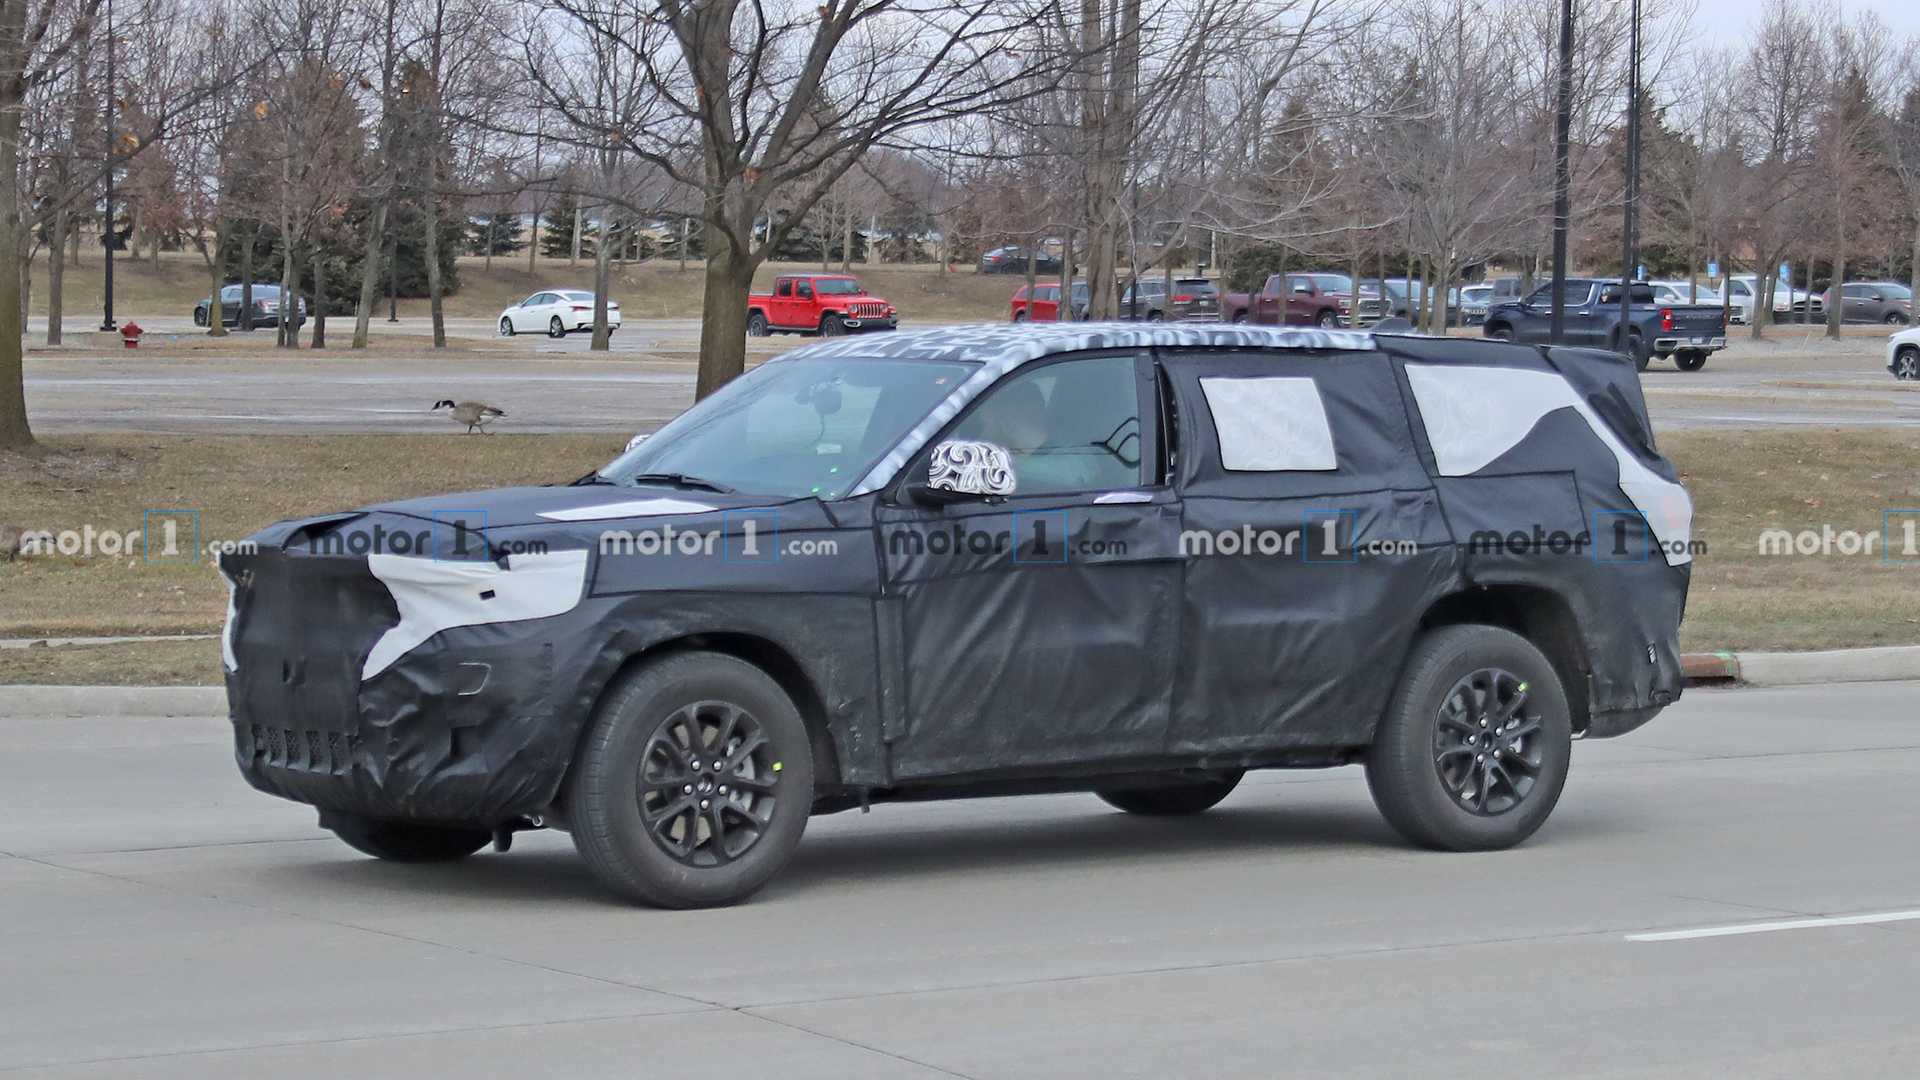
[
  {"x1": 98, "y1": 0, "x2": 117, "y2": 331},
  {"x1": 1549, "y1": 0, "x2": 1573, "y2": 343},
  {"x1": 1617, "y1": 0, "x2": 1641, "y2": 356}
]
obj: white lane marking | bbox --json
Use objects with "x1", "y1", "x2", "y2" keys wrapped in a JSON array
[{"x1": 1627, "y1": 909, "x2": 1920, "y2": 942}]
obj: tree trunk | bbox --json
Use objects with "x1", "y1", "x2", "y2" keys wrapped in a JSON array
[
  {"x1": 527, "y1": 201, "x2": 540, "y2": 275},
  {"x1": 352, "y1": 200, "x2": 386, "y2": 348},
  {"x1": 0, "y1": 66, "x2": 34, "y2": 450},
  {"x1": 207, "y1": 220, "x2": 227, "y2": 337},
  {"x1": 484, "y1": 214, "x2": 494, "y2": 271},
  {"x1": 677, "y1": 216, "x2": 689, "y2": 272},
  {"x1": 1826, "y1": 182, "x2": 1845, "y2": 340},
  {"x1": 591, "y1": 204, "x2": 613, "y2": 351},
  {"x1": 310, "y1": 243, "x2": 327, "y2": 348},
  {"x1": 694, "y1": 231, "x2": 754, "y2": 400},
  {"x1": 240, "y1": 228, "x2": 256, "y2": 332},
  {"x1": 570, "y1": 205, "x2": 581, "y2": 266},
  {"x1": 46, "y1": 211, "x2": 65, "y2": 345},
  {"x1": 840, "y1": 203, "x2": 853, "y2": 272},
  {"x1": 279, "y1": 180, "x2": 299, "y2": 348},
  {"x1": 424, "y1": 155, "x2": 446, "y2": 349}
]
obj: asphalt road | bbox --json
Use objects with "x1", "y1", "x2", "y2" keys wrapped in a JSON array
[
  {"x1": 5, "y1": 680, "x2": 1919, "y2": 1077},
  {"x1": 21, "y1": 320, "x2": 1920, "y2": 435}
]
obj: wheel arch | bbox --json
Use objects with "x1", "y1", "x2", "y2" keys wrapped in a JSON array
[
  {"x1": 574, "y1": 631, "x2": 844, "y2": 792},
  {"x1": 1418, "y1": 584, "x2": 1594, "y2": 734}
]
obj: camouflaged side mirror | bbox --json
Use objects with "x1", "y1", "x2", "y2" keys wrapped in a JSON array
[{"x1": 910, "y1": 440, "x2": 1017, "y2": 505}]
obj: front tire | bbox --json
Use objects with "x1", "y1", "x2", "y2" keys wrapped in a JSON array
[
  {"x1": 1675, "y1": 349, "x2": 1708, "y2": 372},
  {"x1": 1231, "y1": 310, "x2": 1248, "y2": 324},
  {"x1": 326, "y1": 814, "x2": 491, "y2": 862},
  {"x1": 819, "y1": 315, "x2": 845, "y2": 337},
  {"x1": 1365, "y1": 625, "x2": 1572, "y2": 852},
  {"x1": 1097, "y1": 771, "x2": 1244, "y2": 816},
  {"x1": 567, "y1": 653, "x2": 814, "y2": 908},
  {"x1": 1486, "y1": 324, "x2": 1514, "y2": 342},
  {"x1": 499, "y1": 316, "x2": 515, "y2": 337},
  {"x1": 1894, "y1": 346, "x2": 1920, "y2": 381},
  {"x1": 747, "y1": 311, "x2": 770, "y2": 337},
  {"x1": 1315, "y1": 308, "x2": 1337, "y2": 328}
]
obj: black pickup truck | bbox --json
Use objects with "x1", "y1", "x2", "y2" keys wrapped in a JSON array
[{"x1": 1482, "y1": 279, "x2": 1726, "y2": 372}]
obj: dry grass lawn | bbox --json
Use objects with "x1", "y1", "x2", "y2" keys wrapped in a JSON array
[
  {"x1": 26, "y1": 250, "x2": 1030, "y2": 326},
  {"x1": 2, "y1": 428, "x2": 1916, "y2": 685}
]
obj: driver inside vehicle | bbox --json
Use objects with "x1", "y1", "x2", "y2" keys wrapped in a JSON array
[{"x1": 951, "y1": 357, "x2": 1140, "y2": 494}]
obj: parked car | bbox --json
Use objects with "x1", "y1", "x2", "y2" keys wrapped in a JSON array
[
  {"x1": 1889, "y1": 323, "x2": 1920, "y2": 380},
  {"x1": 1727, "y1": 274, "x2": 1823, "y2": 322},
  {"x1": 194, "y1": 283, "x2": 308, "y2": 329},
  {"x1": 1222, "y1": 272, "x2": 1351, "y2": 327},
  {"x1": 747, "y1": 274, "x2": 897, "y2": 337},
  {"x1": 1825, "y1": 281, "x2": 1913, "y2": 325},
  {"x1": 1648, "y1": 280, "x2": 1729, "y2": 324},
  {"x1": 1010, "y1": 280, "x2": 1089, "y2": 322},
  {"x1": 1118, "y1": 276, "x2": 1222, "y2": 321},
  {"x1": 1458, "y1": 284, "x2": 1494, "y2": 325},
  {"x1": 979, "y1": 245, "x2": 1062, "y2": 274},
  {"x1": 1356, "y1": 278, "x2": 1456, "y2": 326},
  {"x1": 499, "y1": 290, "x2": 622, "y2": 338},
  {"x1": 1482, "y1": 279, "x2": 1726, "y2": 371},
  {"x1": 220, "y1": 323, "x2": 1692, "y2": 907}
]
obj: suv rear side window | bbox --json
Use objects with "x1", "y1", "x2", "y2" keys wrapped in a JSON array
[{"x1": 1197, "y1": 376, "x2": 1336, "y2": 471}]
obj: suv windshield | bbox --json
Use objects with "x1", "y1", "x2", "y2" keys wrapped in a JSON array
[
  {"x1": 814, "y1": 279, "x2": 864, "y2": 295},
  {"x1": 600, "y1": 357, "x2": 972, "y2": 498}
]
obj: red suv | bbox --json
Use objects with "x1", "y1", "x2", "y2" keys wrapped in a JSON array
[
  {"x1": 748, "y1": 274, "x2": 898, "y2": 337},
  {"x1": 1010, "y1": 280, "x2": 1089, "y2": 321}
]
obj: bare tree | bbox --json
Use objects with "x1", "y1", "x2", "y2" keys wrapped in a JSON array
[{"x1": 525, "y1": 0, "x2": 1063, "y2": 398}]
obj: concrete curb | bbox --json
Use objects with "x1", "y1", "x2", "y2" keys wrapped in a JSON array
[
  {"x1": 1679, "y1": 646, "x2": 1920, "y2": 688},
  {"x1": 0, "y1": 686, "x2": 227, "y2": 718}
]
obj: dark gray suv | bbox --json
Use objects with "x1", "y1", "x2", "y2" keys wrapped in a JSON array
[{"x1": 222, "y1": 324, "x2": 1692, "y2": 907}]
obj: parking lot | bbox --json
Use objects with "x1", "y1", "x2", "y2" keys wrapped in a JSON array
[{"x1": 4, "y1": 680, "x2": 1919, "y2": 1077}]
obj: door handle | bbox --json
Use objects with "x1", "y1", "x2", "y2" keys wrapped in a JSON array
[{"x1": 1093, "y1": 490, "x2": 1153, "y2": 505}]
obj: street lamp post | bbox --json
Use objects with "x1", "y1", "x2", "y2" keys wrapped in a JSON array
[
  {"x1": 1549, "y1": 0, "x2": 1574, "y2": 343},
  {"x1": 99, "y1": 0, "x2": 117, "y2": 332},
  {"x1": 1617, "y1": 0, "x2": 1642, "y2": 355}
]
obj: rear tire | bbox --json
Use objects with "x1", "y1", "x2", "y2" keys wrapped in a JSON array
[
  {"x1": 567, "y1": 653, "x2": 814, "y2": 908},
  {"x1": 1365, "y1": 625, "x2": 1572, "y2": 852},
  {"x1": 1886, "y1": 312, "x2": 1907, "y2": 326},
  {"x1": 1624, "y1": 330, "x2": 1651, "y2": 371},
  {"x1": 549, "y1": 316, "x2": 566, "y2": 338},
  {"x1": 1097, "y1": 771, "x2": 1244, "y2": 816},
  {"x1": 327, "y1": 815, "x2": 491, "y2": 862},
  {"x1": 1675, "y1": 349, "x2": 1708, "y2": 372}
]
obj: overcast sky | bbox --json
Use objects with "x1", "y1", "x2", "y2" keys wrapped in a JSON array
[{"x1": 1680, "y1": 0, "x2": 1920, "y2": 50}]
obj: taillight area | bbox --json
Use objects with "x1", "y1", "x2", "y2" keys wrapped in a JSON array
[
  {"x1": 571, "y1": 304, "x2": 591, "y2": 312},
  {"x1": 1173, "y1": 294, "x2": 1194, "y2": 303},
  {"x1": 1659, "y1": 307, "x2": 1675, "y2": 332}
]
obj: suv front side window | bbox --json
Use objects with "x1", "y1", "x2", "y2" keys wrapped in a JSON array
[{"x1": 948, "y1": 355, "x2": 1144, "y2": 496}]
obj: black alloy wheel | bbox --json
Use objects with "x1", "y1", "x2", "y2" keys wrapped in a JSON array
[
  {"x1": 637, "y1": 702, "x2": 783, "y2": 868},
  {"x1": 1430, "y1": 668, "x2": 1542, "y2": 817}
]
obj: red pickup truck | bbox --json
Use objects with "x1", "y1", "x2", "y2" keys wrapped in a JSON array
[
  {"x1": 747, "y1": 274, "x2": 898, "y2": 337},
  {"x1": 1221, "y1": 272, "x2": 1352, "y2": 327}
]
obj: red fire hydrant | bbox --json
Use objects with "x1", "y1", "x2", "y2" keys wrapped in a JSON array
[{"x1": 120, "y1": 322, "x2": 145, "y2": 349}]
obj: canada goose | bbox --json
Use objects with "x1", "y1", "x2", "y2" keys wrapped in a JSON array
[{"x1": 432, "y1": 399, "x2": 506, "y2": 434}]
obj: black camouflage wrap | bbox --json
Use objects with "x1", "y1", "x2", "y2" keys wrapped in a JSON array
[{"x1": 223, "y1": 325, "x2": 1689, "y2": 827}]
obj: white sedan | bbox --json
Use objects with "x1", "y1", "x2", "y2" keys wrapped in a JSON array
[
  {"x1": 499, "y1": 289, "x2": 622, "y2": 338},
  {"x1": 1888, "y1": 324, "x2": 1920, "y2": 380}
]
